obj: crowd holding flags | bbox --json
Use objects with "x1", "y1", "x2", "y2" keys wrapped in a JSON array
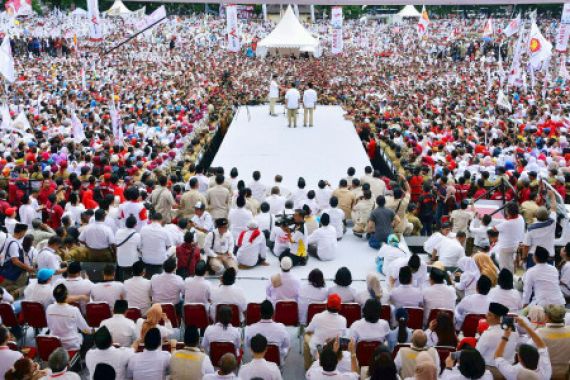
[
  {"x1": 417, "y1": 5, "x2": 429, "y2": 37},
  {"x1": 0, "y1": 35, "x2": 15, "y2": 84}
]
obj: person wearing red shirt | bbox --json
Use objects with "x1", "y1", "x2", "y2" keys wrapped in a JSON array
[
  {"x1": 408, "y1": 168, "x2": 425, "y2": 203},
  {"x1": 175, "y1": 231, "x2": 201, "y2": 278},
  {"x1": 554, "y1": 176, "x2": 567, "y2": 202}
]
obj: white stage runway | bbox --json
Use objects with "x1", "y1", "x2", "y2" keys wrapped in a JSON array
[{"x1": 212, "y1": 105, "x2": 372, "y2": 190}]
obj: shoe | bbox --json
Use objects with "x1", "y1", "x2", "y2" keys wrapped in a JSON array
[
  {"x1": 260, "y1": 261, "x2": 270, "y2": 266},
  {"x1": 238, "y1": 264, "x2": 251, "y2": 270},
  {"x1": 303, "y1": 124, "x2": 307, "y2": 127},
  {"x1": 309, "y1": 125, "x2": 313, "y2": 127},
  {"x1": 353, "y1": 231, "x2": 363, "y2": 238}
]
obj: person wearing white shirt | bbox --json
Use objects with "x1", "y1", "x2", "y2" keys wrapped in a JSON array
[
  {"x1": 78, "y1": 209, "x2": 116, "y2": 261},
  {"x1": 349, "y1": 299, "x2": 390, "y2": 343},
  {"x1": 454, "y1": 257, "x2": 481, "y2": 298},
  {"x1": 64, "y1": 193, "x2": 85, "y2": 227},
  {"x1": 522, "y1": 201, "x2": 557, "y2": 265},
  {"x1": 127, "y1": 328, "x2": 171, "y2": 380},
  {"x1": 432, "y1": 231, "x2": 466, "y2": 270},
  {"x1": 140, "y1": 213, "x2": 172, "y2": 278},
  {"x1": 268, "y1": 75, "x2": 279, "y2": 116},
  {"x1": 255, "y1": 202, "x2": 274, "y2": 240},
  {"x1": 183, "y1": 261, "x2": 212, "y2": 306},
  {"x1": 327, "y1": 267, "x2": 357, "y2": 303},
  {"x1": 386, "y1": 254, "x2": 428, "y2": 289},
  {"x1": 321, "y1": 198, "x2": 346, "y2": 240},
  {"x1": 265, "y1": 188, "x2": 286, "y2": 215},
  {"x1": 204, "y1": 219, "x2": 237, "y2": 274},
  {"x1": 18, "y1": 195, "x2": 37, "y2": 229},
  {"x1": 150, "y1": 258, "x2": 184, "y2": 305},
  {"x1": 210, "y1": 268, "x2": 247, "y2": 322},
  {"x1": 228, "y1": 196, "x2": 253, "y2": 241},
  {"x1": 305, "y1": 338, "x2": 359, "y2": 379},
  {"x1": 86, "y1": 326, "x2": 134, "y2": 380},
  {"x1": 124, "y1": 261, "x2": 152, "y2": 315},
  {"x1": 36, "y1": 236, "x2": 66, "y2": 281},
  {"x1": 284, "y1": 82, "x2": 300, "y2": 128},
  {"x1": 46, "y1": 284, "x2": 92, "y2": 351},
  {"x1": 190, "y1": 203, "x2": 214, "y2": 249},
  {"x1": 440, "y1": 348, "x2": 493, "y2": 380},
  {"x1": 302, "y1": 82, "x2": 317, "y2": 127},
  {"x1": 239, "y1": 334, "x2": 282, "y2": 380},
  {"x1": 54, "y1": 261, "x2": 93, "y2": 312},
  {"x1": 389, "y1": 266, "x2": 423, "y2": 309},
  {"x1": 99, "y1": 300, "x2": 138, "y2": 348},
  {"x1": 236, "y1": 221, "x2": 268, "y2": 268},
  {"x1": 266, "y1": 257, "x2": 301, "y2": 303},
  {"x1": 163, "y1": 219, "x2": 186, "y2": 248},
  {"x1": 476, "y1": 302, "x2": 519, "y2": 369},
  {"x1": 488, "y1": 269, "x2": 523, "y2": 313},
  {"x1": 469, "y1": 214, "x2": 493, "y2": 249},
  {"x1": 114, "y1": 215, "x2": 141, "y2": 281},
  {"x1": 298, "y1": 269, "x2": 328, "y2": 324},
  {"x1": 0, "y1": 325, "x2": 22, "y2": 379},
  {"x1": 23, "y1": 269, "x2": 55, "y2": 309},
  {"x1": 91, "y1": 264, "x2": 126, "y2": 307},
  {"x1": 248, "y1": 171, "x2": 267, "y2": 203},
  {"x1": 245, "y1": 301, "x2": 290, "y2": 363},
  {"x1": 455, "y1": 275, "x2": 492, "y2": 330},
  {"x1": 493, "y1": 203, "x2": 525, "y2": 273},
  {"x1": 315, "y1": 180, "x2": 333, "y2": 213},
  {"x1": 377, "y1": 235, "x2": 409, "y2": 275},
  {"x1": 308, "y1": 214, "x2": 338, "y2": 261},
  {"x1": 304, "y1": 294, "x2": 347, "y2": 367},
  {"x1": 202, "y1": 306, "x2": 241, "y2": 356},
  {"x1": 522, "y1": 246, "x2": 566, "y2": 307},
  {"x1": 421, "y1": 268, "x2": 457, "y2": 325}
]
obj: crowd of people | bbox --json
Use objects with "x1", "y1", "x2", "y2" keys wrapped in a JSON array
[{"x1": 0, "y1": 4, "x2": 566, "y2": 380}]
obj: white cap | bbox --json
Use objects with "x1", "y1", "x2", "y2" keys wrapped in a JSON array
[{"x1": 280, "y1": 257, "x2": 293, "y2": 271}]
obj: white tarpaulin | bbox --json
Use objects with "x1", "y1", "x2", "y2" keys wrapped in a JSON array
[
  {"x1": 331, "y1": 6, "x2": 343, "y2": 54},
  {"x1": 257, "y1": 6, "x2": 318, "y2": 52},
  {"x1": 71, "y1": 8, "x2": 88, "y2": 17}
]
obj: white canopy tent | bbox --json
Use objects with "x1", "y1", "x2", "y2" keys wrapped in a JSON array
[
  {"x1": 104, "y1": 0, "x2": 133, "y2": 16},
  {"x1": 257, "y1": 5, "x2": 319, "y2": 58},
  {"x1": 70, "y1": 8, "x2": 88, "y2": 17},
  {"x1": 397, "y1": 5, "x2": 421, "y2": 17}
]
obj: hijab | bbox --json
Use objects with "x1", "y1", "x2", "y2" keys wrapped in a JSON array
[
  {"x1": 140, "y1": 303, "x2": 163, "y2": 341},
  {"x1": 473, "y1": 253, "x2": 498, "y2": 286}
]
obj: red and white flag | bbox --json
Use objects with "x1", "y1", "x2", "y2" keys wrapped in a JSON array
[
  {"x1": 483, "y1": 18, "x2": 494, "y2": 36},
  {"x1": 226, "y1": 4, "x2": 240, "y2": 52},
  {"x1": 87, "y1": 0, "x2": 102, "y2": 41},
  {"x1": 503, "y1": 15, "x2": 521, "y2": 37},
  {"x1": 417, "y1": 6, "x2": 429, "y2": 37},
  {"x1": 5, "y1": 0, "x2": 31, "y2": 17}
]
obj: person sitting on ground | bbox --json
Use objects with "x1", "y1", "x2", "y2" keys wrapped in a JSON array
[
  {"x1": 236, "y1": 220, "x2": 269, "y2": 269},
  {"x1": 170, "y1": 325, "x2": 214, "y2": 380},
  {"x1": 368, "y1": 195, "x2": 398, "y2": 249},
  {"x1": 308, "y1": 213, "x2": 338, "y2": 261},
  {"x1": 204, "y1": 218, "x2": 237, "y2": 275},
  {"x1": 239, "y1": 334, "x2": 282, "y2": 380},
  {"x1": 175, "y1": 231, "x2": 201, "y2": 278},
  {"x1": 395, "y1": 329, "x2": 440, "y2": 379},
  {"x1": 99, "y1": 300, "x2": 138, "y2": 348},
  {"x1": 377, "y1": 234, "x2": 407, "y2": 275}
]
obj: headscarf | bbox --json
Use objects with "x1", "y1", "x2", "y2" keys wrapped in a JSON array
[
  {"x1": 140, "y1": 304, "x2": 163, "y2": 341},
  {"x1": 366, "y1": 273, "x2": 382, "y2": 300},
  {"x1": 387, "y1": 234, "x2": 399, "y2": 247},
  {"x1": 473, "y1": 253, "x2": 498, "y2": 286},
  {"x1": 414, "y1": 351, "x2": 437, "y2": 380}
]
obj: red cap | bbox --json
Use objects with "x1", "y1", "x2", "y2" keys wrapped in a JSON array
[
  {"x1": 5, "y1": 208, "x2": 15, "y2": 216},
  {"x1": 327, "y1": 294, "x2": 341, "y2": 310},
  {"x1": 457, "y1": 337, "x2": 477, "y2": 351}
]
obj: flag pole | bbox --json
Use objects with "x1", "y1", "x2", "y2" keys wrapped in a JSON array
[{"x1": 102, "y1": 16, "x2": 167, "y2": 55}]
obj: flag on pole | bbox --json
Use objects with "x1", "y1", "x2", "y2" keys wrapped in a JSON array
[
  {"x1": 262, "y1": 4, "x2": 267, "y2": 22},
  {"x1": 138, "y1": 5, "x2": 166, "y2": 33},
  {"x1": 12, "y1": 111, "x2": 30, "y2": 131},
  {"x1": 417, "y1": 6, "x2": 429, "y2": 37},
  {"x1": 87, "y1": 0, "x2": 102, "y2": 41},
  {"x1": 528, "y1": 21, "x2": 553, "y2": 69},
  {"x1": 71, "y1": 111, "x2": 86, "y2": 143},
  {"x1": 483, "y1": 18, "x2": 494, "y2": 36},
  {"x1": 310, "y1": 5, "x2": 315, "y2": 23},
  {"x1": 226, "y1": 4, "x2": 240, "y2": 52},
  {"x1": 497, "y1": 90, "x2": 512, "y2": 112},
  {"x1": 503, "y1": 14, "x2": 521, "y2": 37},
  {"x1": 0, "y1": 105, "x2": 11, "y2": 130},
  {"x1": 0, "y1": 36, "x2": 15, "y2": 83}
]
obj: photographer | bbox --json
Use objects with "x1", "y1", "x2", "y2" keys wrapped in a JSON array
[
  {"x1": 442, "y1": 348, "x2": 491, "y2": 380},
  {"x1": 494, "y1": 316, "x2": 552, "y2": 380},
  {"x1": 278, "y1": 209, "x2": 309, "y2": 267},
  {"x1": 305, "y1": 336, "x2": 358, "y2": 379}
]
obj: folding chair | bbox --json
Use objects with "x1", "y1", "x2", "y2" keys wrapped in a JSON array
[
  {"x1": 356, "y1": 340, "x2": 381, "y2": 367},
  {"x1": 264, "y1": 344, "x2": 281, "y2": 366},
  {"x1": 183, "y1": 303, "x2": 210, "y2": 330},
  {"x1": 245, "y1": 303, "x2": 262, "y2": 326},
  {"x1": 461, "y1": 314, "x2": 486, "y2": 338},
  {"x1": 427, "y1": 308, "x2": 454, "y2": 327},
  {"x1": 85, "y1": 303, "x2": 112, "y2": 328},
  {"x1": 21, "y1": 302, "x2": 48, "y2": 332},
  {"x1": 124, "y1": 308, "x2": 142, "y2": 323},
  {"x1": 404, "y1": 307, "x2": 424, "y2": 330},
  {"x1": 306, "y1": 303, "x2": 326, "y2": 325},
  {"x1": 435, "y1": 346, "x2": 456, "y2": 370},
  {"x1": 216, "y1": 304, "x2": 241, "y2": 327},
  {"x1": 274, "y1": 301, "x2": 299, "y2": 327},
  {"x1": 36, "y1": 335, "x2": 80, "y2": 369},
  {"x1": 0, "y1": 303, "x2": 19, "y2": 328},
  {"x1": 160, "y1": 303, "x2": 180, "y2": 328},
  {"x1": 209, "y1": 342, "x2": 236, "y2": 368},
  {"x1": 380, "y1": 304, "x2": 391, "y2": 322},
  {"x1": 340, "y1": 303, "x2": 362, "y2": 328}
]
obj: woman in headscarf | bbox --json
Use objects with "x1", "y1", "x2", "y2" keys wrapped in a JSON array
[
  {"x1": 403, "y1": 351, "x2": 438, "y2": 380},
  {"x1": 133, "y1": 303, "x2": 173, "y2": 349},
  {"x1": 356, "y1": 272, "x2": 383, "y2": 306},
  {"x1": 473, "y1": 252, "x2": 498, "y2": 286},
  {"x1": 81, "y1": 187, "x2": 98, "y2": 209},
  {"x1": 454, "y1": 257, "x2": 481, "y2": 298}
]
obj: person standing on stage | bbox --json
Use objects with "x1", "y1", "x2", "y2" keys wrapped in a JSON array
[
  {"x1": 284, "y1": 82, "x2": 300, "y2": 128},
  {"x1": 268, "y1": 75, "x2": 279, "y2": 117},
  {"x1": 303, "y1": 83, "x2": 317, "y2": 127}
]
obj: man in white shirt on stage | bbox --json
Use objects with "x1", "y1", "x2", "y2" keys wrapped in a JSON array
[
  {"x1": 284, "y1": 82, "x2": 300, "y2": 128},
  {"x1": 268, "y1": 75, "x2": 279, "y2": 116},
  {"x1": 303, "y1": 82, "x2": 317, "y2": 127}
]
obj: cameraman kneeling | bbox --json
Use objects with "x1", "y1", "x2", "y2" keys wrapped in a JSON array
[{"x1": 279, "y1": 209, "x2": 309, "y2": 267}]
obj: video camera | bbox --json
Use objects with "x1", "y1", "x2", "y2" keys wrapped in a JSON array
[{"x1": 275, "y1": 214, "x2": 296, "y2": 228}]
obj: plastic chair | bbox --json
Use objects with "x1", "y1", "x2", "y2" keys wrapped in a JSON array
[
  {"x1": 209, "y1": 342, "x2": 236, "y2": 368},
  {"x1": 380, "y1": 305, "x2": 391, "y2": 321},
  {"x1": 21, "y1": 302, "x2": 48, "y2": 330},
  {"x1": 274, "y1": 301, "x2": 299, "y2": 327},
  {"x1": 85, "y1": 303, "x2": 112, "y2": 328},
  {"x1": 404, "y1": 307, "x2": 424, "y2": 330},
  {"x1": 461, "y1": 314, "x2": 486, "y2": 338},
  {"x1": 36, "y1": 335, "x2": 80, "y2": 368},
  {"x1": 0, "y1": 303, "x2": 19, "y2": 328},
  {"x1": 160, "y1": 303, "x2": 180, "y2": 328},
  {"x1": 245, "y1": 303, "x2": 262, "y2": 326},
  {"x1": 124, "y1": 308, "x2": 142, "y2": 323},
  {"x1": 356, "y1": 340, "x2": 381, "y2": 367},
  {"x1": 427, "y1": 308, "x2": 454, "y2": 327},
  {"x1": 435, "y1": 346, "x2": 456, "y2": 370},
  {"x1": 216, "y1": 304, "x2": 241, "y2": 327},
  {"x1": 183, "y1": 304, "x2": 210, "y2": 330},
  {"x1": 306, "y1": 303, "x2": 326, "y2": 325},
  {"x1": 340, "y1": 303, "x2": 362, "y2": 328},
  {"x1": 264, "y1": 344, "x2": 281, "y2": 366}
]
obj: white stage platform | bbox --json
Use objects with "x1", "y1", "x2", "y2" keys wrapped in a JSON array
[{"x1": 211, "y1": 105, "x2": 372, "y2": 190}]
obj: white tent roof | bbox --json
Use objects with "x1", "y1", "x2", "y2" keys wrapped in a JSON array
[
  {"x1": 104, "y1": 0, "x2": 132, "y2": 16},
  {"x1": 258, "y1": 5, "x2": 318, "y2": 49},
  {"x1": 397, "y1": 5, "x2": 421, "y2": 17},
  {"x1": 70, "y1": 8, "x2": 88, "y2": 16}
]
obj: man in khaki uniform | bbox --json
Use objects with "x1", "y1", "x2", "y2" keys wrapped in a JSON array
[
  {"x1": 386, "y1": 175, "x2": 411, "y2": 237},
  {"x1": 536, "y1": 305, "x2": 570, "y2": 380},
  {"x1": 206, "y1": 175, "x2": 232, "y2": 219},
  {"x1": 332, "y1": 179, "x2": 356, "y2": 220},
  {"x1": 352, "y1": 189, "x2": 375, "y2": 236},
  {"x1": 178, "y1": 178, "x2": 207, "y2": 219},
  {"x1": 170, "y1": 326, "x2": 214, "y2": 379},
  {"x1": 150, "y1": 175, "x2": 176, "y2": 224}
]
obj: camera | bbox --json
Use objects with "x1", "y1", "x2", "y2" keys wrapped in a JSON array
[
  {"x1": 275, "y1": 214, "x2": 295, "y2": 228},
  {"x1": 450, "y1": 351, "x2": 461, "y2": 361},
  {"x1": 501, "y1": 316, "x2": 515, "y2": 331},
  {"x1": 339, "y1": 337, "x2": 350, "y2": 351}
]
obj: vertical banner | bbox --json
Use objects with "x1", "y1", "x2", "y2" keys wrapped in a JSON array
[
  {"x1": 310, "y1": 5, "x2": 315, "y2": 23},
  {"x1": 87, "y1": 0, "x2": 102, "y2": 41},
  {"x1": 556, "y1": 3, "x2": 570, "y2": 51},
  {"x1": 262, "y1": 4, "x2": 267, "y2": 22},
  {"x1": 331, "y1": 6, "x2": 343, "y2": 55},
  {"x1": 293, "y1": 4, "x2": 299, "y2": 19},
  {"x1": 226, "y1": 4, "x2": 240, "y2": 52}
]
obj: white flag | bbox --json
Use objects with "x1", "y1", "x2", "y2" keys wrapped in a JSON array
[
  {"x1": 12, "y1": 111, "x2": 30, "y2": 131},
  {"x1": 0, "y1": 105, "x2": 11, "y2": 130},
  {"x1": 87, "y1": 0, "x2": 102, "y2": 41},
  {"x1": 138, "y1": 5, "x2": 166, "y2": 33},
  {"x1": 483, "y1": 18, "x2": 494, "y2": 36},
  {"x1": 71, "y1": 111, "x2": 86, "y2": 143},
  {"x1": 503, "y1": 14, "x2": 521, "y2": 37},
  {"x1": 497, "y1": 90, "x2": 512, "y2": 112},
  {"x1": 226, "y1": 4, "x2": 240, "y2": 52},
  {"x1": 331, "y1": 6, "x2": 343, "y2": 54},
  {"x1": 528, "y1": 22, "x2": 553, "y2": 69},
  {"x1": 417, "y1": 6, "x2": 429, "y2": 37},
  {"x1": 0, "y1": 36, "x2": 15, "y2": 83},
  {"x1": 559, "y1": 60, "x2": 570, "y2": 81}
]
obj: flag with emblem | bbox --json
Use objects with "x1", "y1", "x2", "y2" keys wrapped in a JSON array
[
  {"x1": 417, "y1": 6, "x2": 429, "y2": 37},
  {"x1": 528, "y1": 22, "x2": 552, "y2": 69}
]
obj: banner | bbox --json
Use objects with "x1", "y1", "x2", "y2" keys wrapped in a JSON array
[
  {"x1": 87, "y1": 0, "x2": 102, "y2": 41},
  {"x1": 0, "y1": 36, "x2": 15, "y2": 83},
  {"x1": 262, "y1": 4, "x2": 267, "y2": 22},
  {"x1": 331, "y1": 6, "x2": 343, "y2": 55},
  {"x1": 482, "y1": 18, "x2": 494, "y2": 36},
  {"x1": 556, "y1": 4, "x2": 570, "y2": 52},
  {"x1": 226, "y1": 4, "x2": 240, "y2": 52},
  {"x1": 310, "y1": 5, "x2": 315, "y2": 23},
  {"x1": 294, "y1": 4, "x2": 299, "y2": 19}
]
